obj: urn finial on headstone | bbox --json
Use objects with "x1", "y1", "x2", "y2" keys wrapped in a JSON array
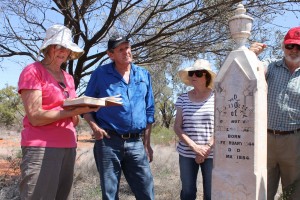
[
  {"x1": 212, "y1": 3, "x2": 267, "y2": 200},
  {"x1": 228, "y1": 4, "x2": 253, "y2": 49}
]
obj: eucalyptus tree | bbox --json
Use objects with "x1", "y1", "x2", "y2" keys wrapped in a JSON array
[
  {"x1": 1, "y1": 0, "x2": 299, "y2": 89},
  {"x1": 0, "y1": 0, "x2": 299, "y2": 127}
]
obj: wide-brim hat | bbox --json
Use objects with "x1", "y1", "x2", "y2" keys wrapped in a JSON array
[
  {"x1": 39, "y1": 24, "x2": 84, "y2": 60},
  {"x1": 284, "y1": 26, "x2": 300, "y2": 45},
  {"x1": 178, "y1": 59, "x2": 216, "y2": 89}
]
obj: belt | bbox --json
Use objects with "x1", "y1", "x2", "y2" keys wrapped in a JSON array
[
  {"x1": 104, "y1": 129, "x2": 143, "y2": 139},
  {"x1": 267, "y1": 128, "x2": 300, "y2": 135}
]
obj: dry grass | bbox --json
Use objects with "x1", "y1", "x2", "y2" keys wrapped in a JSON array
[
  {"x1": 73, "y1": 144, "x2": 204, "y2": 200},
  {"x1": 0, "y1": 129, "x2": 204, "y2": 200},
  {"x1": 0, "y1": 128, "x2": 283, "y2": 200}
]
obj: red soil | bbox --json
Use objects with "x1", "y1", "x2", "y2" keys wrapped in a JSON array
[{"x1": 0, "y1": 134, "x2": 94, "y2": 177}]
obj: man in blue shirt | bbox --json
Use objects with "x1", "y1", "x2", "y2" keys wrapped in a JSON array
[
  {"x1": 83, "y1": 35, "x2": 155, "y2": 200},
  {"x1": 250, "y1": 26, "x2": 300, "y2": 200}
]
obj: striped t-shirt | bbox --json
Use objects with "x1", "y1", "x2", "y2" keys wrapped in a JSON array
[{"x1": 175, "y1": 92, "x2": 214, "y2": 159}]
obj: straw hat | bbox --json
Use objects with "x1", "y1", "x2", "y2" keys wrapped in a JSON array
[
  {"x1": 178, "y1": 59, "x2": 216, "y2": 89},
  {"x1": 39, "y1": 24, "x2": 84, "y2": 60}
]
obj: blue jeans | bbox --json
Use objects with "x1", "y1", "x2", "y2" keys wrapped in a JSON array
[
  {"x1": 94, "y1": 134, "x2": 154, "y2": 200},
  {"x1": 179, "y1": 155, "x2": 213, "y2": 200}
]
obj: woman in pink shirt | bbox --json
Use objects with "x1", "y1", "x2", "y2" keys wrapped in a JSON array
[{"x1": 18, "y1": 24, "x2": 98, "y2": 200}]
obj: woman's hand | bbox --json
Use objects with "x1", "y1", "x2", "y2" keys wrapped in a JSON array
[
  {"x1": 195, "y1": 155, "x2": 205, "y2": 164},
  {"x1": 193, "y1": 144, "x2": 211, "y2": 158},
  {"x1": 70, "y1": 106, "x2": 100, "y2": 116},
  {"x1": 70, "y1": 106, "x2": 100, "y2": 127},
  {"x1": 21, "y1": 89, "x2": 101, "y2": 126},
  {"x1": 194, "y1": 144, "x2": 212, "y2": 164},
  {"x1": 72, "y1": 115, "x2": 79, "y2": 126}
]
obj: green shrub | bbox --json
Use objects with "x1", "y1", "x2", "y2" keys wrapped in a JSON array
[
  {"x1": 0, "y1": 85, "x2": 24, "y2": 127},
  {"x1": 151, "y1": 126, "x2": 177, "y2": 146}
]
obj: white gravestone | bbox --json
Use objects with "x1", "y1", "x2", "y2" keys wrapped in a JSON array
[{"x1": 212, "y1": 4, "x2": 267, "y2": 200}]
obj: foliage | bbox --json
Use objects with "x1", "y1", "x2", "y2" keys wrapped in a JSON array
[
  {"x1": 0, "y1": 0, "x2": 299, "y2": 127},
  {"x1": 156, "y1": 90, "x2": 176, "y2": 128},
  {"x1": 149, "y1": 58, "x2": 186, "y2": 128},
  {"x1": 151, "y1": 125, "x2": 177, "y2": 146},
  {"x1": 0, "y1": 0, "x2": 299, "y2": 90},
  {"x1": 0, "y1": 85, "x2": 24, "y2": 127}
]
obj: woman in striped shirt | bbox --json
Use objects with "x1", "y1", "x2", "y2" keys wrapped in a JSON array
[{"x1": 174, "y1": 59, "x2": 216, "y2": 200}]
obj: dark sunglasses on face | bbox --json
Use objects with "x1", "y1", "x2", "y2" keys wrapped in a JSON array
[
  {"x1": 285, "y1": 44, "x2": 300, "y2": 51},
  {"x1": 58, "y1": 82, "x2": 70, "y2": 98},
  {"x1": 188, "y1": 70, "x2": 206, "y2": 78}
]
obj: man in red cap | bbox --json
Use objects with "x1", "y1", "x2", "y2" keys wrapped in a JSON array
[{"x1": 250, "y1": 27, "x2": 300, "y2": 199}]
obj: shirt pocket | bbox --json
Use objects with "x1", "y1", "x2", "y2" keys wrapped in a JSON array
[
  {"x1": 134, "y1": 80, "x2": 147, "y2": 97},
  {"x1": 285, "y1": 77, "x2": 300, "y2": 121}
]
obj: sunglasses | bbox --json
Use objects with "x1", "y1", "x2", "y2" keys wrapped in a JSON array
[
  {"x1": 58, "y1": 82, "x2": 70, "y2": 98},
  {"x1": 188, "y1": 70, "x2": 207, "y2": 78},
  {"x1": 285, "y1": 44, "x2": 300, "y2": 51}
]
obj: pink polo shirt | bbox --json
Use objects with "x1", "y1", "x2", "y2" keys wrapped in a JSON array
[{"x1": 18, "y1": 61, "x2": 77, "y2": 148}]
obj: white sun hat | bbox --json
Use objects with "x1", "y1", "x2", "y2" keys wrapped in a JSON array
[
  {"x1": 178, "y1": 59, "x2": 216, "y2": 89},
  {"x1": 39, "y1": 24, "x2": 84, "y2": 60}
]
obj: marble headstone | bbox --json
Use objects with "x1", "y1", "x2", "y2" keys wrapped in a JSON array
[{"x1": 211, "y1": 4, "x2": 267, "y2": 200}]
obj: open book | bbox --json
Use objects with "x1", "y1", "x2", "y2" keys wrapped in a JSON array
[{"x1": 62, "y1": 95, "x2": 123, "y2": 109}]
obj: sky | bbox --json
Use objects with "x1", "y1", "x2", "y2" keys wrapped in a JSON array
[{"x1": 0, "y1": 8, "x2": 299, "y2": 89}]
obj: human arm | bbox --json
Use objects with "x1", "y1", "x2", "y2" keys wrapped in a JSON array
[
  {"x1": 195, "y1": 137, "x2": 214, "y2": 164},
  {"x1": 142, "y1": 70, "x2": 154, "y2": 162},
  {"x1": 249, "y1": 42, "x2": 269, "y2": 75},
  {"x1": 143, "y1": 123, "x2": 153, "y2": 162},
  {"x1": 20, "y1": 89, "x2": 99, "y2": 126},
  {"x1": 173, "y1": 107, "x2": 211, "y2": 159},
  {"x1": 249, "y1": 42, "x2": 267, "y2": 56},
  {"x1": 82, "y1": 112, "x2": 110, "y2": 140}
]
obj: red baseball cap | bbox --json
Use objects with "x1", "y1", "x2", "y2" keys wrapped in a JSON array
[{"x1": 284, "y1": 26, "x2": 300, "y2": 45}]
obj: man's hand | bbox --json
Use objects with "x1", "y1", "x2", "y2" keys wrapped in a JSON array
[
  {"x1": 144, "y1": 145, "x2": 153, "y2": 163},
  {"x1": 92, "y1": 126, "x2": 110, "y2": 140},
  {"x1": 83, "y1": 112, "x2": 110, "y2": 140},
  {"x1": 249, "y1": 42, "x2": 267, "y2": 56}
]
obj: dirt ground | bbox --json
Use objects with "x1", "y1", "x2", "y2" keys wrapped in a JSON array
[
  {"x1": 0, "y1": 131, "x2": 94, "y2": 178},
  {"x1": 0, "y1": 130, "x2": 282, "y2": 199}
]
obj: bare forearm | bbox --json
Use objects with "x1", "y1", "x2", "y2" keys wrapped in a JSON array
[
  {"x1": 21, "y1": 89, "x2": 98, "y2": 126},
  {"x1": 143, "y1": 124, "x2": 152, "y2": 147},
  {"x1": 83, "y1": 113, "x2": 99, "y2": 131},
  {"x1": 174, "y1": 126, "x2": 197, "y2": 150},
  {"x1": 28, "y1": 108, "x2": 85, "y2": 126}
]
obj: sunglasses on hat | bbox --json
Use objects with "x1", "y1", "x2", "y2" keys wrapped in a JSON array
[
  {"x1": 285, "y1": 44, "x2": 300, "y2": 50},
  {"x1": 188, "y1": 70, "x2": 207, "y2": 78}
]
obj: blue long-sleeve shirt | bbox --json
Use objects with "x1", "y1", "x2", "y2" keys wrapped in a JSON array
[{"x1": 85, "y1": 62, "x2": 155, "y2": 134}]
